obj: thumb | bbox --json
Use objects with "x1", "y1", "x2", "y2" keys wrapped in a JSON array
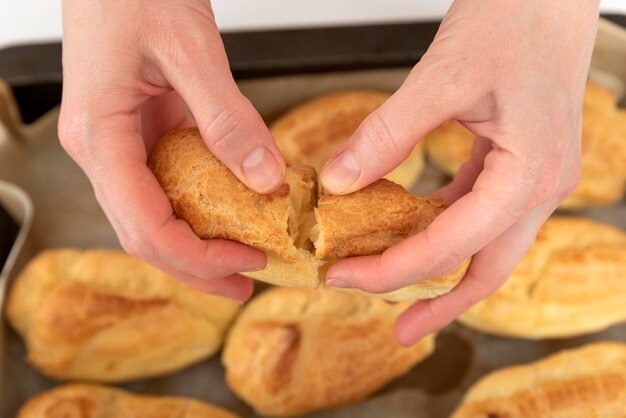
[
  {"x1": 320, "y1": 69, "x2": 456, "y2": 194},
  {"x1": 155, "y1": 27, "x2": 285, "y2": 194}
]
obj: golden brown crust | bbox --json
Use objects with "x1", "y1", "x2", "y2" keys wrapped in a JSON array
[
  {"x1": 315, "y1": 179, "x2": 470, "y2": 301},
  {"x1": 426, "y1": 82, "x2": 626, "y2": 209},
  {"x1": 149, "y1": 127, "x2": 321, "y2": 288},
  {"x1": 459, "y1": 217, "x2": 626, "y2": 339},
  {"x1": 6, "y1": 249, "x2": 240, "y2": 382},
  {"x1": 17, "y1": 384, "x2": 240, "y2": 418},
  {"x1": 270, "y1": 90, "x2": 424, "y2": 189},
  {"x1": 451, "y1": 342, "x2": 626, "y2": 418},
  {"x1": 222, "y1": 287, "x2": 435, "y2": 416}
]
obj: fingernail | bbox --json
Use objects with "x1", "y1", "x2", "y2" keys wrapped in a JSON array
[
  {"x1": 321, "y1": 149, "x2": 361, "y2": 194},
  {"x1": 326, "y1": 278, "x2": 356, "y2": 289},
  {"x1": 242, "y1": 147, "x2": 283, "y2": 193}
]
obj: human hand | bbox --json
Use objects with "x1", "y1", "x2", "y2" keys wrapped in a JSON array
[
  {"x1": 58, "y1": 0, "x2": 286, "y2": 301},
  {"x1": 321, "y1": 0, "x2": 600, "y2": 344}
]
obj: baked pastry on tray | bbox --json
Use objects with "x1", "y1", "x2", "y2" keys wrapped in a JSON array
[
  {"x1": 149, "y1": 127, "x2": 470, "y2": 301},
  {"x1": 426, "y1": 81, "x2": 626, "y2": 209},
  {"x1": 270, "y1": 90, "x2": 425, "y2": 190},
  {"x1": 458, "y1": 217, "x2": 626, "y2": 339},
  {"x1": 451, "y1": 342, "x2": 626, "y2": 418},
  {"x1": 16, "y1": 384, "x2": 240, "y2": 418},
  {"x1": 7, "y1": 249, "x2": 240, "y2": 382},
  {"x1": 222, "y1": 287, "x2": 435, "y2": 416}
]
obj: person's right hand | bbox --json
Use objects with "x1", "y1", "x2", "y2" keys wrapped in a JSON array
[{"x1": 58, "y1": 0, "x2": 287, "y2": 301}]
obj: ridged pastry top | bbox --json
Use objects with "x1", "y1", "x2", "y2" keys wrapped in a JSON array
[
  {"x1": 459, "y1": 217, "x2": 626, "y2": 338},
  {"x1": 222, "y1": 287, "x2": 435, "y2": 416},
  {"x1": 7, "y1": 249, "x2": 240, "y2": 382},
  {"x1": 17, "y1": 384, "x2": 240, "y2": 418},
  {"x1": 451, "y1": 342, "x2": 626, "y2": 418}
]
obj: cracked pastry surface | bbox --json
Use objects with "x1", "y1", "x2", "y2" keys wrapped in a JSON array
[
  {"x1": 458, "y1": 217, "x2": 626, "y2": 339},
  {"x1": 222, "y1": 287, "x2": 435, "y2": 416},
  {"x1": 451, "y1": 342, "x2": 626, "y2": 418},
  {"x1": 16, "y1": 384, "x2": 240, "y2": 418},
  {"x1": 7, "y1": 249, "x2": 240, "y2": 382}
]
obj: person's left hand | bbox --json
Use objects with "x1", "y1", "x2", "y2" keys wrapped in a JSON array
[{"x1": 320, "y1": 0, "x2": 599, "y2": 345}]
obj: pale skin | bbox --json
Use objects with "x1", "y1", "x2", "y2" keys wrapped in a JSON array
[{"x1": 59, "y1": 0, "x2": 599, "y2": 345}]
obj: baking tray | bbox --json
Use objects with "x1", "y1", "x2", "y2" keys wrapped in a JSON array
[{"x1": 1, "y1": 17, "x2": 626, "y2": 418}]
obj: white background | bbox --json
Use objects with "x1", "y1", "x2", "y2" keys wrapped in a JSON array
[{"x1": 1, "y1": 0, "x2": 626, "y2": 49}]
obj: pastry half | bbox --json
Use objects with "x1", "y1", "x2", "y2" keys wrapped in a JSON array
[
  {"x1": 16, "y1": 384, "x2": 240, "y2": 418},
  {"x1": 149, "y1": 128, "x2": 470, "y2": 301},
  {"x1": 451, "y1": 342, "x2": 626, "y2": 418},
  {"x1": 7, "y1": 249, "x2": 240, "y2": 382},
  {"x1": 458, "y1": 217, "x2": 626, "y2": 339},
  {"x1": 222, "y1": 287, "x2": 435, "y2": 416}
]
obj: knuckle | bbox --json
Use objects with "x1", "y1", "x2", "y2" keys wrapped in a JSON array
[
  {"x1": 411, "y1": 55, "x2": 476, "y2": 103},
  {"x1": 431, "y1": 251, "x2": 466, "y2": 279},
  {"x1": 364, "y1": 278, "x2": 395, "y2": 295},
  {"x1": 147, "y1": 5, "x2": 219, "y2": 74},
  {"x1": 57, "y1": 113, "x2": 88, "y2": 161},
  {"x1": 527, "y1": 167, "x2": 562, "y2": 207},
  {"x1": 202, "y1": 104, "x2": 249, "y2": 152},
  {"x1": 423, "y1": 229, "x2": 466, "y2": 278},
  {"x1": 558, "y1": 171, "x2": 581, "y2": 201},
  {"x1": 119, "y1": 228, "x2": 155, "y2": 260},
  {"x1": 562, "y1": 155, "x2": 582, "y2": 195},
  {"x1": 358, "y1": 111, "x2": 401, "y2": 156}
]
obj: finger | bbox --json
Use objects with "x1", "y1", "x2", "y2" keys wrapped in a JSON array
[
  {"x1": 326, "y1": 147, "x2": 542, "y2": 294},
  {"x1": 394, "y1": 206, "x2": 548, "y2": 346},
  {"x1": 150, "y1": 23, "x2": 286, "y2": 194},
  {"x1": 144, "y1": 256, "x2": 254, "y2": 302},
  {"x1": 432, "y1": 135, "x2": 491, "y2": 204}
]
